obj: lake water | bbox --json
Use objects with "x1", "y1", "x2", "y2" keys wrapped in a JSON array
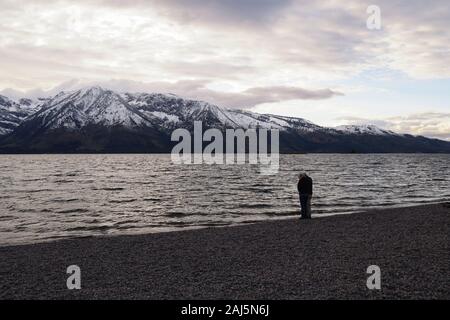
[{"x1": 0, "y1": 154, "x2": 449, "y2": 246}]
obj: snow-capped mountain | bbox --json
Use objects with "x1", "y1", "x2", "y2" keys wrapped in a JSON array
[
  {"x1": 0, "y1": 95, "x2": 41, "y2": 135},
  {"x1": 6, "y1": 86, "x2": 326, "y2": 133},
  {"x1": 335, "y1": 124, "x2": 397, "y2": 136},
  {"x1": 0, "y1": 86, "x2": 449, "y2": 153}
]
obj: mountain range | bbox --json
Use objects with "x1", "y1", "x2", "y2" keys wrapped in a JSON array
[{"x1": 0, "y1": 86, "x2": 449, "y2": 153}]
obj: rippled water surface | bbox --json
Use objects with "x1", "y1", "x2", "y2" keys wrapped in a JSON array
[{"x1": 0, "y1": 154, "x2": 449, "y2": 246}]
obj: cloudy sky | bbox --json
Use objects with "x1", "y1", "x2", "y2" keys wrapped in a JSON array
[{"x1": 0, "y1": 0, "x2": 449, "y2": 140}]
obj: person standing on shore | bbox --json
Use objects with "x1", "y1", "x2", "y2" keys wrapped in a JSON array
[{"x1": 297, "y1": 173, "x2": 313, "y2": 219}]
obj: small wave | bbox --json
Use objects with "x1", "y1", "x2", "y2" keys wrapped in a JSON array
[
  {"x1": 113, "y1": 219, "x2": 141, "y2": 226},
  {"x1": 339, "y1": 196, "x2": 370, "y2": 200},
  {"x1": 65, "y1": 172, "x2": 80, "y2": 177},
  {"x1": 0, "y1": 215, "x2": 16, "y2": 221},
  {"x1": 65, "y1": 225, "x2": 111, "y2": 232},
  {"x1": 243, "y1": 188, "x2": 273, "y2": 193},
  {"x1": 165, "y1": 221, "x2": 188, "y2": 226},
  {"x1": 18, "y1": 208, "x2": 38, "y2": 213},
  {"x1": 52, "y1": 198, "x2": 79, "y2": 203},
  {"x1": 57, "y1": 208, "x2": 90, "y2": 214},
  {"x1": 238, "y1": 203, "x2": 273, "y2": 209},
  {"x1": 251, "y1": 183, "x2": 273, "y2": 187},
  {"x1": 110, "y1": 199, "x2": 137, "y2": 204},
  {"x1": 238, "y1": 186, "x2": 273, "y2": 193},
  {"x1": 99, "y1": 187, "x2": 125, "y2": 191},
  {"x1": 263, "y1": 211, "x2": 299, "y2": 217},
  {"x1": 17, "y1": 189, "x2": 54, "y2": 193},
  {"x1": 115, "y1": 225, "x2": 146, "y2": 230},
  {"x1": 143, "y1": 198, "x2": 162, "y2": 202},
  {"x1": 21, "y1": 178, "x2": 44, "y2": 182},
  {"x1": 166, "y1": 212, "x2": 185, "y2": 217}
]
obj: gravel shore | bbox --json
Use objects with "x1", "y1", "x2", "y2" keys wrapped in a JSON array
[{"x1": 1, "y1": 203, "x2": 449, "y2": 299}]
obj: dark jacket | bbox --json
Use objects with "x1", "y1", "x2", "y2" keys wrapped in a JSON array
[{"x1": 297, "y1": 176, "x2": 313, "y2": 195}]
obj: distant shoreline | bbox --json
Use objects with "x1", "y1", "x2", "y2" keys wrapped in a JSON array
[
  {"x1": 1, "y1": 202, "x2": 449, "y2": 299},
  {"x1": 1, "y1": 152, "x2": 450, "y2": 155}
]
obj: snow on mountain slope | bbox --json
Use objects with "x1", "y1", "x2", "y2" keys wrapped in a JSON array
[
  {"x1": 123, "y1": 91, "x2": 323, "y2": 132},
  {"x1": 124, "y1": 92, "x2": 241, "y2": 128},
  {"x1": 335, "y1": 124, "x2": 398, "y2": 136},
  {"x1": 0, "y1": 95, "x2": 41, "y2": 135},
  {"x1": 29, "y1": 87, "x2": 153, "y2": 130}
]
